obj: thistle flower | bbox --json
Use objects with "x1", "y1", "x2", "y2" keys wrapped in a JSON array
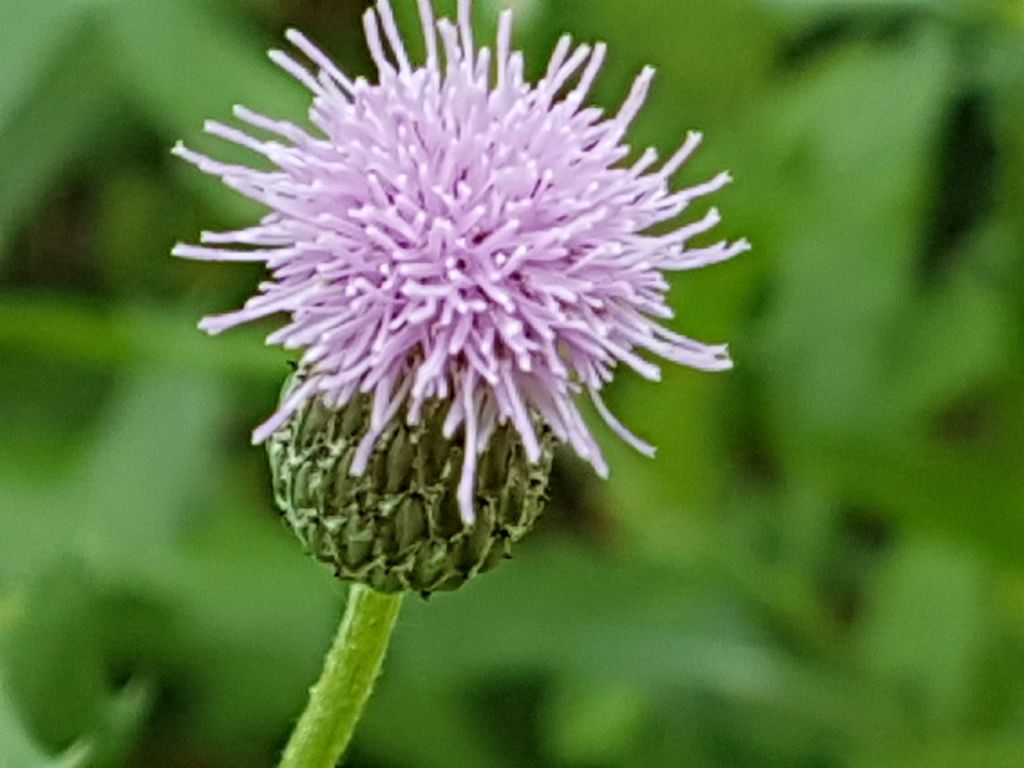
[{"x1": 173, "y1": 0, "x2": 747, "y2": 534}]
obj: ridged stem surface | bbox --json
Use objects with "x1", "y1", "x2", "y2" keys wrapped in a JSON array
[{"x1": 279, "y1": 584, "x2": 403, "y2": 768}]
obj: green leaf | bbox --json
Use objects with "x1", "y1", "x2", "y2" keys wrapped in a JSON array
[
  {"x1": 377, "y1": 542, "x2": 901, "y2": 744},
  {"x1": 0, "y1": 0, "x2": 87, "y2": 132},
  {"x1": 76, "y1": 682, "x2": 151, "y2": 768},
  {"x1": 358, "y1": 678, "x2": 520, "y2": 768},
  {"x1": 0, "y1": 677, "x2": 86, "y2": 768},
  {"x1": 853, "y1": 736, "x2": 1024, "y2": 768},
  {"x1": 0, "y1": 15, "x2": 121, "y2": 261},
  {"x1": 4, "y1": 565, "x2": 112, "y2": 749},
  {"x1": 158, "y1": 494, "x2": 337, "y2": 752},
  {"x1": 0, "y1": 294, "x2": 282, "y2": 381},
  {"x1": 540, "y1": 679, "x2": 649, "y2": 766},
  {"x1": 0, "y1": 324, "x2": 331, "y2": 759},
  {"x1": 757, "y1": 27, "x2": 955, "y2": 434},
  {"x1": 103, "y1": 0, "x2": 308, "y2": 225},
  {"x1": 857, "y1": 538, "x2": 990, "y2": 725},
  {"x1": 549, "y1": 0, "x2": 781, "y2": 136},
  {"x1": 804, "y1": 431, "x2": 1024, "y2": 563},
  {"x1": 1, "y1": 566, "x2": 152, "y2": 768},
  {"x1": 106, "y1": 0, "x2": 306, "y2": 144},
  {"x1": 0, "y1": 365, "x2": 230, "y2": 585}
]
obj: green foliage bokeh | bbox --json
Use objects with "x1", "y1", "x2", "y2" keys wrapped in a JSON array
[{"x1": 1, "y1": 0, "x2": 1023, "y2": 766}]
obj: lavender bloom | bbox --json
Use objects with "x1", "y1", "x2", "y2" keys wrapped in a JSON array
[{"x1": 173, "y1": 0, "x2": 748, "y2": 524}]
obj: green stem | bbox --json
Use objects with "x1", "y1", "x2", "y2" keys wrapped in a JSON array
[{"x1": 279, "y1": 583, "x2": 403, "y2": 768}]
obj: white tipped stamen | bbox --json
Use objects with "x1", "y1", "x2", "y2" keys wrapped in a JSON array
[
  {"x1": 589, "y1": 389, "x2": 656, "y2": 458},
  {"x1": 251, "y1": 378, "x2": 317, "y2": 444},
  {"x1": 457, "y1": 0, "x2": 474, "y2": 63},
  {"x1": 437, "y1": 19, "x2": 462, "y2": 71},
  {"x1": 232, "y1": 105, "x2": 310, "y2": 143},
  {"x1": 664, "y1": 207, "x2": 722, "y2": 243},
  {"x1": 544, "y1": 35, "x2": 572, "y2": 83},
  {"x1": 677, "y1": 171, "x2": 733, "y2": 204},
  {"x1": 285, "y1": 29, "x2": 356, "y2": 92},
  {"x1": 203, "y1": 120, "x2": 275, "y2": 157},
  {"x1": 363, "y1": 9, "x2": 396, "y2": 78},
  {"x1": 442, "y1": 391, "x2": 465, "y2": 438},
  {"x1": 268, "y1": 49, "x2": 323, "y2": 94},
  {"x1": 375, "y1": 0, "x2": 412, "y2": 73},
  {"x1": 496, "y1": 10, "x2": 512, "y2": 87},
  {"x1": 417, "y1": 0, "x2": 439, "y2": 68},
  {"x1": 661, "y1": 130, "x2": 703, "y2": 178},
  {"x1": 543, "y1": 44, "x2": 592, "y2": 101},
  {"x1": 457, "y1": 373, "x2": 479, "y2": 523},
  {"x1": 608, "y1": 66, "x2": 654, "y2": 138},
  {"x1": 172, "y1": 244, "x2": 272, "y2": 262},
  {"x1": 666, "y1": 238, "x2": 751, "y2": 270},
  {"x1": 567, "y1": 43, "x2": 607, "y2": 106}
]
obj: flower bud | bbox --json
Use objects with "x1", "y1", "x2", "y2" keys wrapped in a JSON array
[{"x1": 267, "y1": 374, "x2": 555, "y2": 594}]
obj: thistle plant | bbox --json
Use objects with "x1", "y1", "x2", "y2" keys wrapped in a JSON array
[{"x1": 174, "y1": 1, "x2": 746, "y2": 765}]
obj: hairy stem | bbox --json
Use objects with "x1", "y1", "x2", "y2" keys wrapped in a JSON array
[{"x1": 279, "y1": 583, "x2": 403, "y2": 768}]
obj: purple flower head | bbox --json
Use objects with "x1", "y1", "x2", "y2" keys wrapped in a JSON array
[{"x1": 173, "y1": 0, "x2": 749, "y2": 524}]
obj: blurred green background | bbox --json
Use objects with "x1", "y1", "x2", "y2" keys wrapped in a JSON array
[{"x1": 2, "y1": 0, "x2": 1023, "y2": 766}]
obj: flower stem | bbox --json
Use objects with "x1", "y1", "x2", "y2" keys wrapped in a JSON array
[{"x1": 279, "y1": 583, "x2": 403, "y2": 768}]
